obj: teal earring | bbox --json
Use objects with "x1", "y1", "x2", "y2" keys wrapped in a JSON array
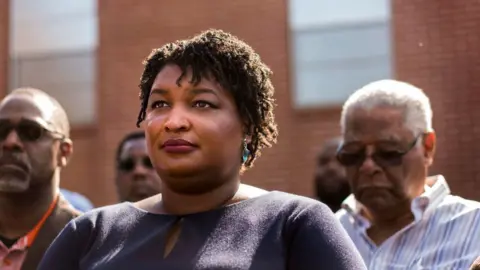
[{"x1": 242, "y1": 140, "x2": 250, "y2": 164}]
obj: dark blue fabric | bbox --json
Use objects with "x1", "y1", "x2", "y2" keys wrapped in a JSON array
[{"x1": 38, "y1": 191, "x2": 366, "y2": 270}]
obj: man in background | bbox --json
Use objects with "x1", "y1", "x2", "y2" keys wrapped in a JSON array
[
  {"x1": 336, "y1": 79, "x2": 480, "y2": 268},
  {"x1": 314, "y1": 137, "x2": 350, "y2": 212},
  {"x1": 0, "y1": 88, "x2": 81, "y2": 269},
  {"x1": 115, "y1": 131, "x2": 162, "y2": 202}
]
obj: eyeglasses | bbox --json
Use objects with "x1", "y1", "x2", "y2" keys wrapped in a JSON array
[
  {"x1": 117, "y1": 156, "x2": 153, "y2": 172},
  {"x1": 0, "y1": 119, "x2": 64, "y2": 142},
  {"x1": 336, "y1": 136, "x2": 420, "y2": 167}
]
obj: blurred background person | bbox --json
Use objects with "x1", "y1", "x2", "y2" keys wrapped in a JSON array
[
  {"x1": 60, "y1": 188, "x2": 94, "y2": 212},
  {"x1": 114, "y1": 131, "x2": 162, "y2": 202},
  {"x1": 0, "y1": 88, "x2": 81, "y2": 270},
  {"x1": 314, "y1": 137, "x2": 350, "y2": 212}
]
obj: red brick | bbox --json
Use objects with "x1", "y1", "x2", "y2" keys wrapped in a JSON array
[
  {"x1": 393, "y1": 0, "x2": 480, "y2": 199},
  {"x1": 0, "y1": 0, "x2": 8, "y2": 98}
]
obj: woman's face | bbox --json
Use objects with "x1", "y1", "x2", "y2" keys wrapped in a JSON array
[{"x1": 144, "y1": 64, "x2": 244, "y2": 195}]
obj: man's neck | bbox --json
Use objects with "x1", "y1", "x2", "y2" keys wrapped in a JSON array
[
  {"x1": 365, "y1": 206, "x2": 415, "y2": 245},
  {"x1": 0, "y1": 184, "x2": 57, "y2": 239},
  {"x1": 362, "y1": 184, "x2": 427, "y2": 245}
]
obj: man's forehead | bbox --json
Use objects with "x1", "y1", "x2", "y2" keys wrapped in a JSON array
[
  {"x1": 0, "y1": 94, "x2": 57, "y2": 122},
  {"x1": 346, "y1": 106, "x2": 404, "y2": 129},
  {"x1": 121, "y1": 138, "x2": 147, "y2": 156},
  {"x1": 343, "y1": 107, "x2": 410, "y2": 143}
]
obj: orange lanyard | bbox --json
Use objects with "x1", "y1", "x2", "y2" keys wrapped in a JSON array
[{"x1": 24, "y1": 195, "x2": 59, "y2": 248}]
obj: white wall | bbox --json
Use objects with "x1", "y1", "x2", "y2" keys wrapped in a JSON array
[
  {"x1": 289, "y1": 0, "x2": 390, "y2": 29},
  {"x1": 10, "y1": 0, "x2": 97, "y2": 57},
  {"x1": 288, "y1": 0, "x2": 392, "y2": 108},
  {"x1": 9, "y1": 0, "x2": 97, "y2": 125}
]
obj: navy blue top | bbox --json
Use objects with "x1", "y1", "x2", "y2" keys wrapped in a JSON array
[{"x1": 38, "y1": 191, "x2": 366, "y2": 270}]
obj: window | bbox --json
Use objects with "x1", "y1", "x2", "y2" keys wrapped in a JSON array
[
  {"x1": 9, "y1": 0, "x2": 97, "y2": 125},
  {"x1": 288, "y1": 0, "x2": 392, "y2": 108}
]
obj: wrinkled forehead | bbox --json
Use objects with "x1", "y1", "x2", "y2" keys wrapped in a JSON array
[
  {"x1": 0, "y1": 95, "x2": 58, "y2": 130},
  {"x1": 120, "y1": 138, "x2": 148, "y2": 159},
  {"x1": 343, "y1": 107, "x2": 410, "y2": 143}
]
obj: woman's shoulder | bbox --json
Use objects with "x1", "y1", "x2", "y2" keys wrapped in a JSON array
[
  {"x1": 246, "y1": 191, "x2": 333, "y2": 224},
  {"x1": 73, "y1": 202, "x2": 149, "y2": 232},
  {"x1": 260, "y1": 191, "x2": 330, "y2": 212}
]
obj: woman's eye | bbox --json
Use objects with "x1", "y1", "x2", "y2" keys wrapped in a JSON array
[
  {"x1": 150, "y1": 101, "x2": 168, "y2": 109},
  {"x1": 193, "y1": 101, "x2": 213, "y2": 108}
]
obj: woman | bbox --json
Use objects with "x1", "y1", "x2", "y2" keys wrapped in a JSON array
[{"x1": 38, "y1": 29, "x2": 366, "y2": 270}]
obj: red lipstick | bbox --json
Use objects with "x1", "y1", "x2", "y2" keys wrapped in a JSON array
[{"x1": 161, "y1": 139, "x2": 197, "y2": 153}]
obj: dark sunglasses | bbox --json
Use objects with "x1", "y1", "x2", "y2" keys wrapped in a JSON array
[
  {"x1": 117, "y1": 156, "x2": 153, "y2": 172},
  {"x1": 336, "y1": 136, "x2": 420, "y2": 167},
  {"x1": 0, "y1": 119, "x2": 64, "y2": 142}
]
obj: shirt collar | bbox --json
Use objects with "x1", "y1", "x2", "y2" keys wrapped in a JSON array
[
  {"x1": 0, "y1": 194, "x2": 60, "y2": 252},
  {"x1": 341, "y1": 175, "x2": 451, "y2": 228}
]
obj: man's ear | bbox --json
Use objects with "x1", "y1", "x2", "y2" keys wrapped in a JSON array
[
  {"x1": 57, "y1": 138, "x2": 73, "y2": 167},
  {"x1": 423, "y1": 131, "x2": 436, "y2": 166}
]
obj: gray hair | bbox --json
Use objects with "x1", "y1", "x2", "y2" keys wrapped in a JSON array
[{"x1": 340, "y1": 79, "x2": 433, "y2": 135}]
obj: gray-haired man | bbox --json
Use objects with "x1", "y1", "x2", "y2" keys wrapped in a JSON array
[{"x1": 336, "y1": 79, "x2": 480, "y2": 269}]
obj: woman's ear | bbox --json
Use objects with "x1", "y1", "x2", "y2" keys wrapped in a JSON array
[
  {"x1": 242, "y1": 124, "x2": 253, "y2": 144},
  {"x1": 244, "y1": 134, "x2": 252, "y2": 144}
]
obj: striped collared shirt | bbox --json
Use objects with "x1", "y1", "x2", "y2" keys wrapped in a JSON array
[{"x1": 336, "y1": 175, "x2": 480, "y2": 269}]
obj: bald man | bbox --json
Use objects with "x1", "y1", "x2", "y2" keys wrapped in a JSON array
[
  {"x1": 0, "y1": 88, "x2": 80, "y2": 269},
  {"x1": 314, "y1": 137, "x2": 350, "y2": 212}
]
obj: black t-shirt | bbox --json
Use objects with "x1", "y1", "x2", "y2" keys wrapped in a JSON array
[{"x1": 38, "y1": 191, "x2": 366, "y2": 270}]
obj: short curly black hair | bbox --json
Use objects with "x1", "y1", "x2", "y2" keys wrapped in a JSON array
[{"x1": 136, "y1": 29, "x2": 278, "y2": 168}]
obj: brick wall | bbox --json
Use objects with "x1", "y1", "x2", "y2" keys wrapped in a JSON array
[
  {"x1": 60, "y1": 128, "x2": 99, "y2": 204},
  {"x1": 0, "y1": 0, "x2": 8, "y2": 98},
  {"x1": 393, "y1": 0, "x2": 480, "y2": 199}
]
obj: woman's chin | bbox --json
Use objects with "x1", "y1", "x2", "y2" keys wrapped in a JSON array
[{"x1": 157, "y1": 162, "x2": 203, "y2": 177}]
